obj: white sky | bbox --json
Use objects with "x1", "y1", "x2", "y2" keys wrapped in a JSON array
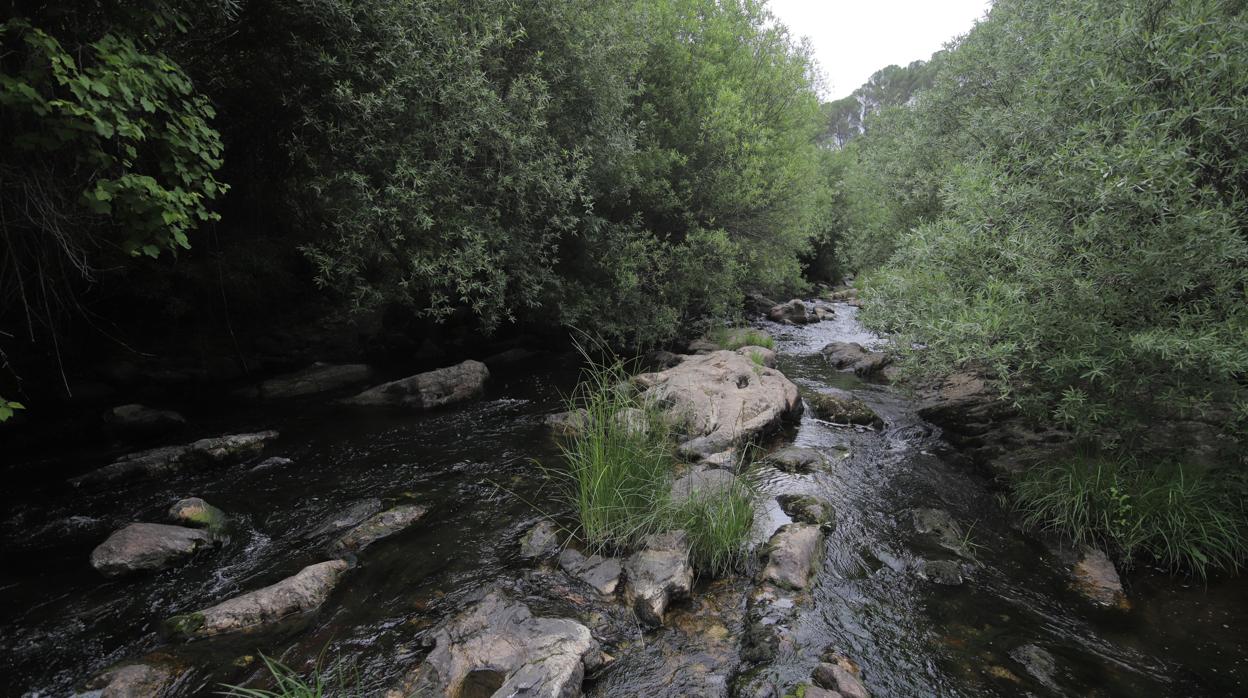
[{"x1": 768, "y1": 0, "x2": 992, "y2": 99}]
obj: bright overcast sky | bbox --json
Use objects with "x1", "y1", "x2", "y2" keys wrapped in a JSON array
[{"x1": 768, "y1": 0, "x2": 992, "y2": 99}]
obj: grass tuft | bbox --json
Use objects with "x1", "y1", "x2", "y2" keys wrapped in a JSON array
[
  {"x1": 709, "y1": 326, "x2": 775, "y2": 351},
  {"x1": 218, "y1": 653, "x2": 356, "y2": 698},
  {"x1": 1013, "y1": 454, "x2": 1247, "y2": 577}
]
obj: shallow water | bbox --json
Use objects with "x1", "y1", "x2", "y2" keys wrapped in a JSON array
[{"x1": 1, "y1": 306, "x2": 1244, "y2": 697}]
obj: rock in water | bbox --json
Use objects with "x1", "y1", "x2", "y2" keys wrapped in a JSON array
[
  {"x1": 104, "y1": 404, "x2": 186, "y2": 434},
  {"x1": 343, "y1": 360, "x2": 488, "y2": 410},
  {"x1": 820, "y1": 341, "x2": 892, "y2": 378},
  {"x1": 329, "y1": 504, "x2": 428, "y2": 555},
  {"x1": 519, "y1": 520, "x2": 561, "y2": 559},
  {"x1": 761, "y1": 523, "x2": 824, "y2": 591},
  {"x1": 558, "y1": 548, "x2": 623, "y2": 596},
  {"x1": 765, "y1": 447, "x2": 829, "y2": 473},
  {"x1": 168, "y1": 497, "x2": 227, "y2": 532},
  {"x1": 306, "y1": 498, "x2": 384, "y2": 539},
  {"x1": 166, "y1": 560, "x2": 348, "y2": 638},
  {"x1": 635, "y1": 350, "x2": 801, "y2": 461},
  {"x1": 1009, "y1": 643, "x2": 1060, "y2": 691},
  {"x1": 91, "y1": 523, "x2": 215, "y2": 577},
  {"x1": 669, "y1": 466, "x2": 739, "y2": 504},
  {"x1": 386, "y1": 590, "x2": 601, "y2": 698},
  {"x1": 916, "y1": 559, "x2": 965, "y2": 586},
  {"x1": 813, "y1": 652, "x2": 871, "y2": 698},
  {"x1": 86, "y1": 662, "x2": 178, "y2": 697},
  {"x1": 910, "y1": 508, "x2": 972, "y2": 558},
  {"x1": 71, "y1": 431, "x2": 279, "y2": 487},
  {"x1": 768, "y1": 299, "x2": 816, "y2": 324},
  {"x1": 776, "y1": 494, "x2": 834, "y2": 526},
  {"x1": 623, "y1": 530, "x2": 694, "y2": 626},
  {"x1": 806, "y1": 389, "x2": 883, "y2": 428},
  {"x1": 245, "y1": 363, "x2": 376, "y2": 400},
  {"x1": 1071, "y1": 547, "x2": 1129, "y2": 609}
]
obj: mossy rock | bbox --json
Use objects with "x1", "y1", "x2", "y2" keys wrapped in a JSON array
[
  {"x1": 168, "y1": 497, "x2": 228, "y2": 534},
  {"x1": 805, "y1": 389, "x2": 883, "y2": 428},
  {"x1": 164, "y1": 612, "x2": 205, "y2": 638}
]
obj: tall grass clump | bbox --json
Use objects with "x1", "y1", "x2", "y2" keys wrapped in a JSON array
[
  {"x1": 709, "y1": 326, "x2": 776, "y2": 351},
  {"x1": 1013, "y1": 455, "x2": 1247, "y2": 577},
  {"x1": 219, "y1": 654, "x2": 356, "y2": 698},
  {"x1": 553, "y1": 341, "x2": 755, "y2": 576}
]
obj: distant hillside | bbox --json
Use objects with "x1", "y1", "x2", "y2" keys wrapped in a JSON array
[{"x1": 821, "y1": 56, "x2": 943, "y2": 147}]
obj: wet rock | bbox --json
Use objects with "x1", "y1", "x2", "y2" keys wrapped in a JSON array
[
  {"x1": 71, "y1": 431, "x2": 280, "y2": 487},
  {"x1": 545, "y1": 409, "x2": 588, "y2": 439},
  {"x1": 813, "y1": 655, "x2": 869, "y2": 698},
  {"x1": 520, "y1": 520, "x2": 562, "y2": 559},
  {"x1": 386, "y1": 590, "x2": 601, "y2": 698},
  {"x1": 91, "y1": 523, "x2": 215, "y2": 577},
  {"x1": 1008, "y1": 643, "x2": 1059, "y2": 690},
  {"x1": 104, "y1": 404, "x2": 186, "y2": 434},
  {"x1": 670, "y1": 465, "x2": 738, "y2": 504},
  {"x1": 761, "y1": 523, "x2": 824, "y2": 591},
  {"x1": 250, "y1": 456, "x2": 293, "y2": 473},
  {"x1": 244, "y1": 363, "x2": 375, "y2": 400},
  {"x1": 623, "y1": 530, "x2": 693, "y2": 626},
  {"x1": 635, "y1": 350, "x2": 801, "y2": 461},
  {"x1": 343, "y1": 359, "x2": 488, "y2": 410},
  {"x1": 746, "y1": 292, "x2": 779, "y2": 317},
  {"x1": 910, "y1": 508, "x2": 970, "y2": 557},
  {"x1": 765, "y1": 447, "x2": 828, "y2": 473},
  {"x1": 776, "y1": 494, "x2": 833, "y2": 525},
  {"x1": 800, "y1": 686, "x2": 842, "y2": 698},
  {"x1": 820, "y1": 342, "x2": 891, "y2": 378},
  {"x1": 813, "y1": 306, "x2": 834, "y2": 322},
  {"x1": 739, "y1": 345, "x2": 778, "y2": 368},
  {"x1": 167, "y1": 497, "x2": 227, "y2": 532},
  {"x1": 329, "y1": 504, "x2": 428, "y2": 555},
  {"x1": 768, "y1": 299, "x2": 816, "y2": 324},
  {"x1": 829, "y1": 287, "x2": 858, "y2": 301},
  {"x1": 558, "y1": 548, "x2": 622, "y2": 596},
  {"x1": 1071, "y1": 547, "x2": 1129, "y2": 609},
  {"x1": 306, "y1": 498, "x2": 383, "y2": 539},
  {"x1": 166, "y1": 560, "x2": 348, "y2": 638},
  {"x1": 86, "y1": 662, "x2": 177, "y2": 697},
  {"x1": 916, "y1": 559, "x2": 965, "y2": 586},
  {"x1": 806, "y1": 389, "x2": 883, "y2": 428},
  {"x1": 741, "y1": 620, "x2": 781, "y2": 663}
]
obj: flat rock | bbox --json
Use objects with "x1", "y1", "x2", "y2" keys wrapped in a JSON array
[
  {"x1": 916, "y1": 559, "x2": 965, "y2": 586},
  {"x1": 168, "y1": 497, "x2": 227, "y2": 532},
  {"x1": 806, "y1": 390, "x2": 883, "y2": 428},
  {"x1": 329, "y1": 504, "x2": 428, "y2": 555},
  {"x1": 635, "y1": 350, "x2": 801, "y2": 461},
  {"x1": 558, "y1": 548, "x2": 623, "y2": 596},
  {"x1": 166, "y1": 560, "x2": 348, "y2": 638},
  {"x1": 91, "y1": 523, "x2": 215, "y2": 577},
  {"x1": 1072, "y1": 547, "x2": 1129, "y2": 609},
  {"x1": 71, "y1": 431, "x2": 279, "y2": 487},
  {"x1": 1009, "y1": 643, "x2": 1060, "y2": 690},
  {"x1": 765, "y1": 447, "x2": 828, "y2": 473},
  {"x1": 343, "y1": 360, "x2": 488, "y2": 410},
  {"x1": 386, "y1": 590, "x2": 601, "y2": 698},
  {"x1": 104, "y1": 404, "x2": 186, "y2": 434},
  {"x1": 306, "y1": 498, "x2": 383, "y2": 539},
  {"x1": 86, "y1": 662, "x2": 178, "y2": 697},
  {"x1": 246, "y1": 363, "x2": 375, "y2": 400},
  {"x1": 776, "y1": 494, "x2": 833, "y2": 525},
  {"x1": 623, "y1": 530, "x2": 693, "y2": 626},
  {"x1": 761, "y1": 523, "x2": 823, "y2": 591},
  {"x1": 520, "y1": 520, "x2": 562, "y2": 559}
]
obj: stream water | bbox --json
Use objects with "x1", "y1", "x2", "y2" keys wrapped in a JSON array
[{"x1": 1, "y1": 302, "x2": 1244, "y2": 696}]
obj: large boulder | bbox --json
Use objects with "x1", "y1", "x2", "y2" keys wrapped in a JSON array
[
  {"x1": 768, "y1": 299, "x2": 816, "y2": 324},
  {"x1": 166, "y1": 560, "x2": 348, "y2": 638},
  {"x1": 91, "y1": 523, "x2": 215, "y2": 577},
  {"x1": 806, "y1": 389, "x2": 883, "y2": 428},
  {"x1": 343, "y1": 360, "x2": 488, "y2": 410},
  {"x1": 635, "y1": 350, "x2": 801, "y2": 461},
  {"x1": 328, "y1": 504, "x2": 428, "y2": 555},
  {"x1": 104, "y1": 404, "x2": 186, "y2": 434},
  {"x1": 244, "y1": 362, "x2": 376, "y2": 400},
  {"x1": 386, "y1": 590, "x2": 601, "y2": 698},
  {"x1": 71, "y1": 431, "x2": 279, "y2": 487},
  {"x1": 623, "y1": 530, "x2": 694, "y2": 626},
  {"x1": 761, "y1": 523, "x2": 823, "y2": 591},
  {"x1": 820, "y1": 342, "x2": 892, "y2": 378},
  {"x1": 85, "y1": 662, "x2": 179, "y2": 698},
  {"x1": 168, "y1": 497, "x2": 227, "y2": 533}
]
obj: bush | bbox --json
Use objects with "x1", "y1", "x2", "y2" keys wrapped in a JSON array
[{"x1": 1014, "y1": 455, "x2": 1247, "y2": 577}]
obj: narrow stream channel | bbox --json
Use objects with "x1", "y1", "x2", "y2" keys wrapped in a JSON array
[{"x1": 1, "y1": 302, "x2": 1243, "y2": 696}]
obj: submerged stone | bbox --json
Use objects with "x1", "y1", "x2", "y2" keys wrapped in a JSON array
[
  {"x1": 85, "y1": 661, "x2": 179, "y2": 697},
  {"x1": 343, "y1": 360, "x2": 488, "y2": 410},
  {"x1": 71, "y1": 431, "x2": 279, "y2": 487},
  {"x1": 244, "y1": 363, "x2": 376, "y2": 400},
  {"x1": 104, "y1": 404, "x2": 186, "y2": 434},
  {"x1": 329, "y1": 504, "x2": 428, "y2": 555},
  {"x1": 806, "y1": 389, "x2": 883, "y2": 428},
  {"x1": 765, "y1": 447, "x2": 829, "y2": 474},
  {"x1": 520, "y1": 520, "x2": 561, "y2": 559},
  {"x1": 776, "y1": 494, "x2": 834, "y2": 526}
]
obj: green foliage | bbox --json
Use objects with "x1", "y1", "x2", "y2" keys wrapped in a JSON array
[
  {"x1": 219, "y1": 653, "x2": 357, "y2": 698},
  {"x1": 708, "y1": 326, "x2": 775, "y2": 351},
  {"x1": 552, "y1": 341, "x2": 754, "y2": 575},
  {"x1": 849, "y1": 0, "x2": 1248, "y2": 444},
  {"x1": 0, "y1": 397, "x2": 25, "y2": 422},
  {"x1": 1014, "y1": 455, "x2": 1247, "y2": 577}
]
